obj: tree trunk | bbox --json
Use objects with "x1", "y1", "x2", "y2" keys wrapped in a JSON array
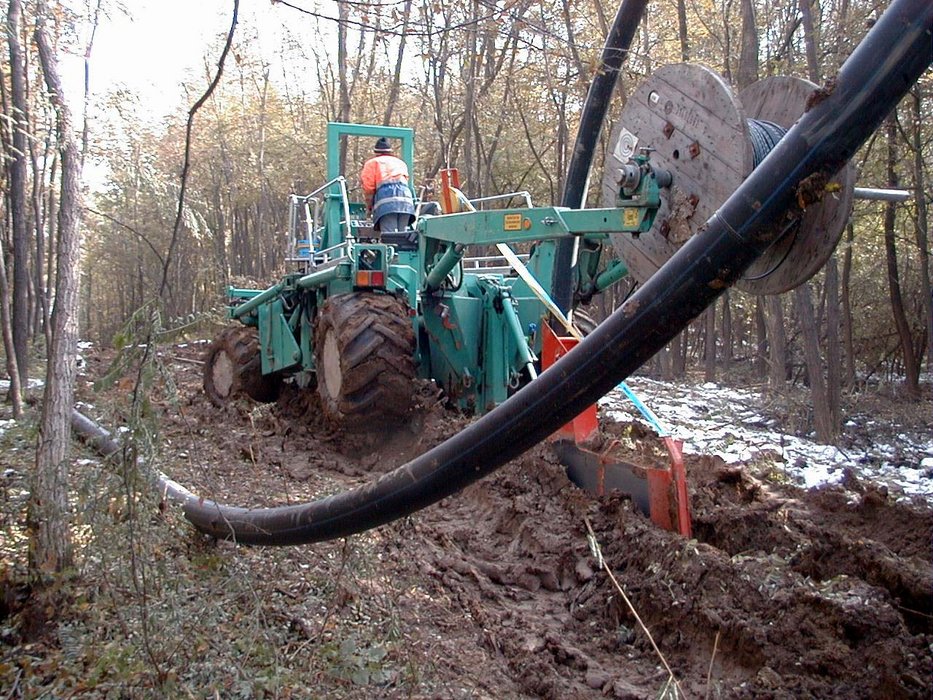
[
  {"x1": 672, "y1": 330, "x2": 686, "y2": 377},
  {"x1": 841, "y1": 224, "x2": 855, "y2": 386},
  {"x1": 29, "y1": 131, "x2": 50, "y2": 347},
  {"x1": 383, "y1": 0, "x2": 413, "y2": 125},
  {"x1": 0, "y1": 234, "x2": 24, "y2": 417},
  {"x1": 720, "y1": 0, "x2": 732, "y2": 83},
  {"x1": 755, "y1": 298, "x2": 767, "y2": 378},
  {"x1": 676, "y1": 0, "x2": 689, "y2": 61},
  {"x1": 704, "y1": 302, "x2": 716, "y2": 382},
  {"x1": 659, "y1": 342, "x2": 673, "y2": 380},
  {"x1": 721, "y1": 291, "x2": 733, "y2": 374},
  {"x1": 882, "y1": 114, "x2": 920, "y2": 397},
  {"x1": 797, "y1": 0, "x2": 840, "y2": 426},
  {"x1": 462, "y1": 0, "x2": 479, "y2": 193},
  {"x1": 798, "y1": 0, "x2": 820, "y2": 85},
  {"x1": 336, "y1": 0, "x2": 351, "y2": 175},
  {"x1": 794, "y1": 284, "x2": 836, "y2": 442},
  {"x1": 30, "y1": 9, "x2": 84, "y2": 575},
  {"x1": 6, "y1": 0, "x2": 31, "y2": 386},
  {"x1": 909, "y1": 92, "x2": 932, "y2": 371},
  {"x1": 765, "y1": 295, "x2": 787, "y2": 390},
  {"x1": 825, "y1": 255, "x2": 841, "y2": 428},
  {"x1": 736, "y1": 0, "x2": 758, "y2": 89}
]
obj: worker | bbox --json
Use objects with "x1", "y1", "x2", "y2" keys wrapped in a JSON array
[{"x1": 360, "y1": 137, "x2": 415, "y2": 233}]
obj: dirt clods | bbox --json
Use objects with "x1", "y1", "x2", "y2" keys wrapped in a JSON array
[{"x1": 48, "y1": 344, "x2": 933, "y2": 696}]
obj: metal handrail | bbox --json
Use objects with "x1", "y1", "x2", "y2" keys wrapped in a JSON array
[
  {"x1": 291, "y1": 176, "x2": 355, "y2": 245},
  {"x1": 464, "y1": 266, "x2": 515, "y2": 275},
  {"x1": 469, "y1": 191, "x2": 534, "y2": 209}
]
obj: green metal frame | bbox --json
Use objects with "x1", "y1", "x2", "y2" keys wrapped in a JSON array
[{"x1": 326, "y1": 122, "x2": 415, "y2": 181}]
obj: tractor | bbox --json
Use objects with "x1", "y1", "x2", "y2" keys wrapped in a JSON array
[{"x1": 203, "y1": 121, "x2": 669, "y2": 426}]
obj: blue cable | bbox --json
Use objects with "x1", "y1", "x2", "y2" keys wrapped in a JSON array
[{"x1": 617, "y1": 382, "x2": 670, "y2": 437}]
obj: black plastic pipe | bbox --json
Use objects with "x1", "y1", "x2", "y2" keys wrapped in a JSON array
[
  {"x1": 184, "y1": 0, "x2": 932, "y2": 545},
  {"x1": 71, "y1": 409, "x2": 199, "y2": 507},
  {"x1": 552, "y1": 0, "x2": 650, "y2": 313}
]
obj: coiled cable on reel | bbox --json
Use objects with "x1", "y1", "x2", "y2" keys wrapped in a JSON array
[
  {"x1": 743, "y1": 118, "x2": 800, "y2": 281},
  {"x1": 747, "y1": 119, "x2": 787, "y2": 168}
]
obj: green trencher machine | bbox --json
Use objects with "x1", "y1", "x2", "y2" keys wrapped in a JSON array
[
  {"x1": 201, "y1": 59, "x2": 873, "y2": 538},
  {"x1": 203, "y1": 121, "x2": 667, "y2": 425}
]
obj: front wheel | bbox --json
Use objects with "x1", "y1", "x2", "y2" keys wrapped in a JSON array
[
  {"x1": 314, "y1": 293, "x2": 416, "y2": 429},
  {"x1": 203, "y1": 326, "x2": 281, "y2": 406}
]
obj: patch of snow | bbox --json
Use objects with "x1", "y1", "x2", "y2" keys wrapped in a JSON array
[
  {"x1": 599, "y1": 377, "x2": 933, "y2": 504},
  {"x1": 0, "y1": 378, "x2": 44, "y2": 391}
]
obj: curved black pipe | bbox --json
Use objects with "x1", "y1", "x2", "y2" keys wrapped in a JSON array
[
  {"x1": 71, "y1": 409, "x2": 200, "y2": 507},
  {"x1": 552, "y1": 0, "x2": 650, "y2": 313},
  {"x1": 184, "y1": 0, "x2": 932, "y2": 545}
]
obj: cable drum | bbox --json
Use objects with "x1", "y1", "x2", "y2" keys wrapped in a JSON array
[
  {"x1": 602, "y1": 64, "x2": 752, "y2": 288},
  {"x1": 737, "y1": 76, "x2": 855, "y2": 294},
  {"x1": 603, "y1": 67, "x2": 855, "y2": 295}
]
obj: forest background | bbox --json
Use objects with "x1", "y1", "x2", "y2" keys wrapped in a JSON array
[
  {"x1": 0, "y1": 0, "x2": 930, "y2": 622},
  {"x1": 3, "y1": 0, "x2": 931, "y2": 413}
]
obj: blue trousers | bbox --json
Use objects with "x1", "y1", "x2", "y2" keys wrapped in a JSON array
[{"x1": 378, "y1": 212, "x2": 406, "y2": 233}]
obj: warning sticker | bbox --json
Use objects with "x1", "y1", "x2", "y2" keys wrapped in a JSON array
[
  {"x1": 504, "y1": 213, "x2": 523, "y2": 231},
  {"x1": 623, "y1": 208, "x2": 640, "y2": 228}
]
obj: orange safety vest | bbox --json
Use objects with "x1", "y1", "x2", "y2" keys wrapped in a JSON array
[{"x1": 360, "y1": 155, "x2": 410, "y2": 200}]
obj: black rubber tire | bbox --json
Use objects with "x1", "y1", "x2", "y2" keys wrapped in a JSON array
[
  {"x1": 314, "y1": 293, "x2": 416, "y2": 428},
  {"x1": 203, "y1": 326, "x2": 282, "y2": 406}
]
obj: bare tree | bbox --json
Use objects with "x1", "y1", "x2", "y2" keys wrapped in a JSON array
[
  {"x1": 676, "y1": 0, "x2": 689, "y2": 61},
  {"x1": 882, "y1": 113, "x2": 921, "y2": 398},
  {"x1": 794, "y1": 286, "x2": 835, "y2": 441},
  {"x1": 765, "y1": 296, "x2": 787, "y2": 390},
  {"x1": 383, "y1": 0, "x2": 413, "y2": 125},
  {"x1": 908, "y1": 91, "x2": 931, "y2": 371},
  {"x1": 0, "y1": 233, "x2": 23, "y2": 416},
  {"x1": 840, "y1": 223, "x2": 856, "y2": 386},
  {"x1": 336, "y1": 0, "x2": 351, "y2": 174},
  {"x1": 29, "y1": 5, "x2": 84, "y2": 574},
  {"x1": 735, "y1": 0, "x2": 758, "y2": 89},
  {"x1": 795, "y1": 0, "x2": 840, "y2": 438},
  {"x1": 704, "y1": 303, "x2": 717, "y2": 382},
  {"x1": 5, "y1": 0, "x2": 30, "y2": 388}
]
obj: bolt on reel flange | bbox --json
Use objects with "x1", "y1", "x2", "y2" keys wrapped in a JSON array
[{"x1": 602, "y1": 63, "x2": 854, "y2": 295}]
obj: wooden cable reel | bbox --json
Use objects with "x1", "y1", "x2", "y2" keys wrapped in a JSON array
[{"x1": 602, "y1": 64, "x2": 855, "y2": 295}]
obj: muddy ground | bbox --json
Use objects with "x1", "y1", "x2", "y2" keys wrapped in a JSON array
[{"x1": 3, "y1": 341, "x2": 932, "y2": 698}]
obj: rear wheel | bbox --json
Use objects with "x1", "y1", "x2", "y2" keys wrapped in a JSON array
[
  {"x1": 314, "y1": 292, "x2": 416, "y2": 428},
  {"x1": 203, "y1": 326, "x2": 281, "y2": 406}
]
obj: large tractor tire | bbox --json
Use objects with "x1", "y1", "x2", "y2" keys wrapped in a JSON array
[
  {"x1": 203, "y1": 326, "x2": 281, "y2": 406},
  {"x1": 314, "y1": 292, "x2": 416, "y2": 428}
]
